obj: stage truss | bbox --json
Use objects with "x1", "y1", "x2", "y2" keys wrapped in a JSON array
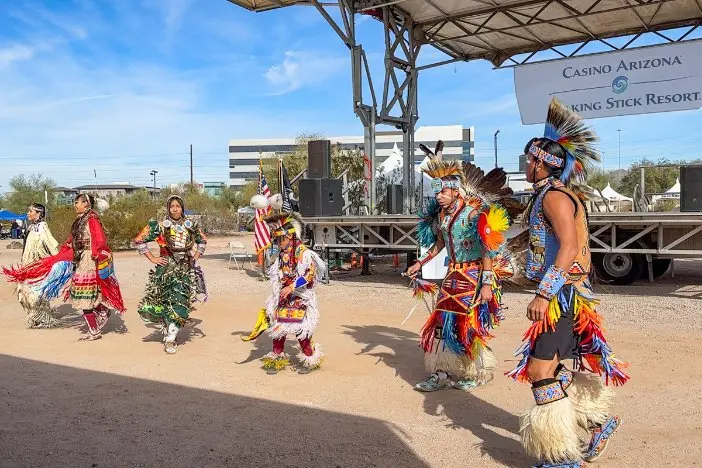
[{"x1": 226, "y1": 0, "x2": 702, "y2": 213}]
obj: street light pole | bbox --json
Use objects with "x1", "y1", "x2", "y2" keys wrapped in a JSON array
[
  {"x1": 150, "y1": 170, "x2": 158, "y2": 198},
  {"x1": 617, "y1": 129, "x2": 622, "y2": 171},
  {"x1": 494, "y1": 129, "x2": 500, "y2": 168}
]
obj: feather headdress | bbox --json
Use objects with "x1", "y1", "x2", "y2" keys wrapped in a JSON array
[
  {"x1": 418, "y1": 141, "x2": 463, "y2": 182},
  {"x1": 264, "y1": 212, "x2": 303, "y2": 239},
  {"x1": 419, "y1": 140, "x2": 524, "y2": 219},
  {"x1": 529, "y1": 98, "x2": 600, "y2": 185}
]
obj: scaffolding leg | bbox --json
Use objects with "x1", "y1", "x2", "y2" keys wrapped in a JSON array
[
  {"x1": 646, "y1": 254, "x2": 654, "y2": 283},
  {"x1": 323, "y1": 247, "x2": 331, "y2": 284},
  {"x1": 361, "y1": 250, "x2": 371, "y2": 276}
]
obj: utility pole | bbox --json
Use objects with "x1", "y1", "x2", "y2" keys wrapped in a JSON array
[
  {"x1": 493, "y1": 129, "x2": 500, "y2": 168},
  {"x1": 189, "y1": 144, "x2": 194, "y2": 186}
]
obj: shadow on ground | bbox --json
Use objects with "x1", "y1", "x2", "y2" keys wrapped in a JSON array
[
  {"x1": 0, "y1": 354, "x2": 429, "y2": 467},
  {"x1": 343, "y1": 324, "x2": 534, "y2": 467},
  {"x1": 141, "y1": 317, "x2": 205, "y2": 347},
  {"x1": 53, "y1": 304, "x2": 128, "y2": 335}
]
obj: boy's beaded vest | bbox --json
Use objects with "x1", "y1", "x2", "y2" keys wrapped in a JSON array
[
  {"x1": 439, "y1": 197, "x2": 484, "y2": 264},
  {"x1": 526, "y1": 178, "x2": 591, "y2": 284}
]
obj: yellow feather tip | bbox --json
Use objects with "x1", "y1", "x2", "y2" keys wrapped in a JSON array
[{"x1": 486, "y1": 205, "x2": 510, "y2": 233}]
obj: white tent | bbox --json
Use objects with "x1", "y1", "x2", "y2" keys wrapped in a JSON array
[
  {"x1": 597, "y1": 183, "x2": 632, "y2": 212},
  {"x1": 600, "y1": 183, "x2": 633, "y2": 202},
  {"x1": 665, "y1": 178, "x2": 681, "y2": 197},
  {"x1": 375, "y1": 142, "x2": 435, "y2": 198},
  {"x1": 376, "y1": 142, "x2": 403, "y2": 182},
  {"x1": 651, "y1": 178, "x2": 681, "y2": 205}
]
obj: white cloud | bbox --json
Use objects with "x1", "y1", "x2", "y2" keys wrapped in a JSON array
[
  {"x1": 142, "y1": 0, "x2": 197, "y2": 34},
  {"x1": 9, "y1": 5, "x2": 89, "y2": 40},
  {"x1": 0, "y1": 42, "x2": 323, "y2": 187},
  {"x1": 0, "y1": 43, "x2": 37, "y2": 67},
  {"x1": 264, "y1": 50, "x2": 346, "y2": 95}
]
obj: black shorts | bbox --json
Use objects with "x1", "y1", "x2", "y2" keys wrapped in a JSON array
[{"x1": 530, "y1": 285, "x2": 580, "y2": 361}]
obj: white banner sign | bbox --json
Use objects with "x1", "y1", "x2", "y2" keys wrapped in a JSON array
[{"x1": 514, "y1": 40, "x2": 702, "y2": 124}]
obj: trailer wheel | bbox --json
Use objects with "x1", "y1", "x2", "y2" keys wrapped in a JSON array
[{"x1": 592, "y1": 251, "x2": 644, "y2": 285}]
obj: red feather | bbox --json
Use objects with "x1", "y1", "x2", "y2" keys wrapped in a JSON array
[{"x1": 3, "y1": 245, "x2": 73, "y2": 284}]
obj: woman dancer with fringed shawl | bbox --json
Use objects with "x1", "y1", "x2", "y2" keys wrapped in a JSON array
[
  {"x1": 406, "y1": 141, "x2": 518, "y2": 392},
  {"x1": 4, "y1": 194, "x2": 125, "y2": 340},
  {"x1": 14, "y1": 203, "x2": 60, "y2": 328},
  {"x1": 506, "y1": 98, "x2": 629, "y2": 468},
  {"x1": 135, "y1": 195, "x2": 207, "y2": 355}
]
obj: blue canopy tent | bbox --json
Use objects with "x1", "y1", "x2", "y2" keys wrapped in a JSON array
[{"x1": 0, "y1": 209, "x2": 27, "y2": 221}]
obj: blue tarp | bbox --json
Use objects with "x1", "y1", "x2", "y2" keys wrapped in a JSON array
[{"x1": 0, "y1": 209, "x2": 27, "y2": 221}]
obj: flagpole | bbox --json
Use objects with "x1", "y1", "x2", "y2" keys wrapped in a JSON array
[
  {"x1": 258, "y1": 152, "x2": 263, "y2": 195},
  {"x1": 278, "y1": 157, "x2": 283, "y2": 196},
  {"x1": 257, "y1": 153, "x2": 267, "y2": 276}
]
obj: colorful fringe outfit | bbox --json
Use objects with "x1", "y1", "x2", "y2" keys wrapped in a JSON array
[
  {"x1": 255, "y1": 212, "x2": 326, "y2": 374},
  {"x1": 508, "y1": 98, "x2": 629, "y2": 468},
  {"x1": 413, "y1": 141, "x2": 515, "y2": 392},
  {"x1": 134, "y1": 197, "x2": 207, "y2": 354},
  {"x1": 4, "y1": 209, "x2": 125, "y2": 340},
  {"x1": 16, "y1": 219, "x2": 60, "y2": 328}
]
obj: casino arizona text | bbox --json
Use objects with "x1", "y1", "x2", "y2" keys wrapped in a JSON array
[{"x1": 562, "y1": 56, "x2": 682, "y2": 79}]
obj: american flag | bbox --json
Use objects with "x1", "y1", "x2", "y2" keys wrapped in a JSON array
[{"x1": 254, "y1": 168, "x2": 272, "y2": 253}]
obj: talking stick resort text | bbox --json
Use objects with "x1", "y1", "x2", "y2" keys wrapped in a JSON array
[{"x1": 561, "y1": 54, "x2": 700, "y2": 112}]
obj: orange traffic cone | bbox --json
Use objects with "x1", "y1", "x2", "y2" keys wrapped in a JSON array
[
  {"x1": 351, "y1": 253, "x2": 358, "y2": 269},
  {"x1": 392, "y1": 254, "x2": 400, "y2": 270}
]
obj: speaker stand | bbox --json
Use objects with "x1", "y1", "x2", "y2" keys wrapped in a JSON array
[
  {"x1": 407, "y1": 251, "x2": 417, "y2": 270},
  {"x1": 361, "y1": 252, "x2": 371, "y2": 276}
]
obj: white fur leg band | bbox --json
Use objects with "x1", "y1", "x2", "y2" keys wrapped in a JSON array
[
  {"x1": 298, "y1": 344, "x2": 324, "y2": 369},
  {"x1": 567, "y1": 371, "x2": 616, "y2": 429},
  {"x1": 519, "y1": 378, "x2": 582, "y2": 463}
]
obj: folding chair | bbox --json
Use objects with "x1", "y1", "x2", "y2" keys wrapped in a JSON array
[{"x1": 228, "y1": 240, "x2": 253, "y2": 270}]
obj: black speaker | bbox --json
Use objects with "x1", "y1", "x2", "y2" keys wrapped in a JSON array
[
  {"x1": 298, "y1": 178, "x2": 343, "y2": 217},
  {"x1": 308, "y1": 140, "x2": 331, "y2": 179},
  {"x1": 387, "y1": 184, "x2": 403, "y2": 214},
  {"x1": 519, "y1": 154, "x2": 527, "y2": 172},
  {"x1": 680, "y1": 166, "x2": 702, "y2": 212}
]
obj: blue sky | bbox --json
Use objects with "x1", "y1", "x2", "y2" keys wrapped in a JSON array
[{"x1": 1, "y1": 0, "x2": 701, "y2": 190}]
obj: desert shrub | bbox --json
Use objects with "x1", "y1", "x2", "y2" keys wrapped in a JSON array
[
  {"x1": 653, "y1": 199, "x2": 678, "y2": 212},
  {"x1": 47, "y1": 190, "x2": 237, "y2": 250}
]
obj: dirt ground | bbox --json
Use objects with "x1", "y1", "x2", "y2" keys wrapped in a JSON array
[{"x1": 0, "y1": 234, "x2": 700, "y2": 467}]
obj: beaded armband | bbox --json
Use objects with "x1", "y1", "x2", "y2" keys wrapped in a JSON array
[
  {"x1": 536, "y1": 265, "x2": 568, "y2": 300},
  {"x1": 418, "y1": 251, "x2": 435, "y2": 266},
  {"x1": 481, "y1": 270, "x2": 495, "y2": 285}
]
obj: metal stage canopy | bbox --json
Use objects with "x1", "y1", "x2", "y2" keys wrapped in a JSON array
[{"x1": 225, "y1": 0, "x2": 702, "y2": 212}]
